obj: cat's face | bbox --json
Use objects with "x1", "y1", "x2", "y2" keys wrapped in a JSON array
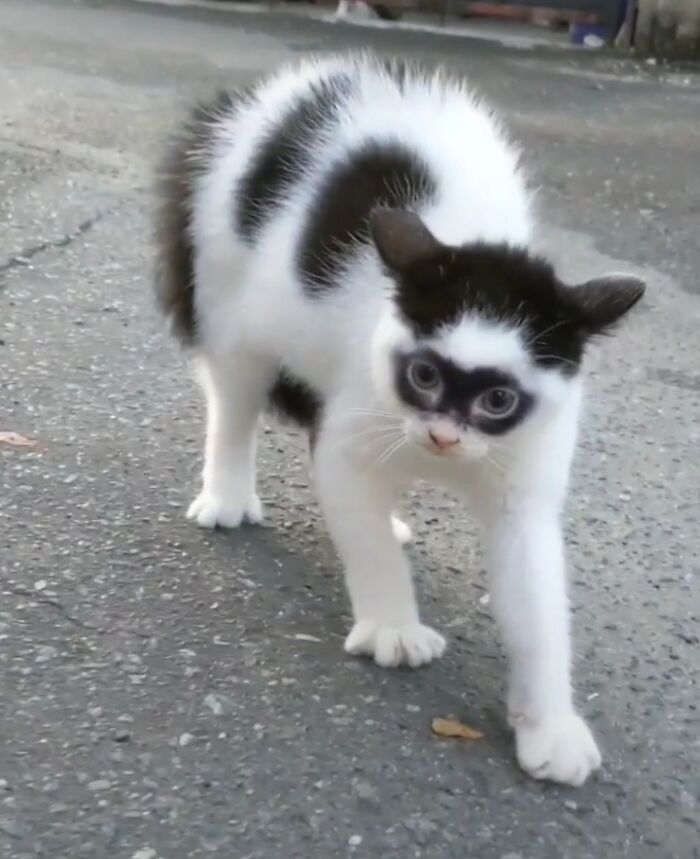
[
  {"x1": 372, "y1": 312, "x2": 564, "y2": 462},
  {"x1": 369, "y1": 208, "x2": 645, "y2": 462},
  {"x1": 392, "y1": 335, "x2": 535, "y2": 461}
]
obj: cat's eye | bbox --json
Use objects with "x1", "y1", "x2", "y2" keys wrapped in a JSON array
[
  {"x1": 408, "y1": 359, "x2": 441, "y2": 392},
  {"x1": 474, "y1": 387, "x2": 520, "y2": 418}
]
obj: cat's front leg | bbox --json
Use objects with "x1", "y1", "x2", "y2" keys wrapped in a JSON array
[
  {"x1": 314, "y1": 434, "x2": 445, "y2": 668},
  {"x1": 482, "y1": 504, "x2": 601, "y2": 786}
]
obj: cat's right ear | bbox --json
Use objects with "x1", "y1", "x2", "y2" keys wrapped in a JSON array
[
  {"x1": 369, "y1": 208, "x2": 442, "y2": 274},
  {"x1": 568, "y1": 274, "x2": 646, "y2": 335}
]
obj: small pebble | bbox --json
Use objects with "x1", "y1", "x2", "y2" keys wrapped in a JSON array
[
  {"x1": 35, "y1": 645, "x2": 58, "y2": 663},
  {"x1": 203, "y1": 694, "x2": 223, "y2": 715}
]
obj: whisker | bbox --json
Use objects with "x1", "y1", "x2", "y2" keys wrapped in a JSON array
[
  {"x1": 531, "y1": 354, "x2": 579, "y2": 368},
  {"x1": 378, "y1": 436, "x2": 406, "y2": 464},
  {"x1": 344, "y1": 408, "x2": 397, "y2": 419},
  {"x1": 490, "y1": 443, "x2": 512, "y2": 462},
  {"x1": 374, "y1": 436, "x2": 397, "y2": 462},
  {"x1": 340, "y1": 424, "x2": 401, "y2": 438},
  {"x1": 485, "y1": 453, "x2": 508, "y2": 476},
  {"x1": 327, "y1": 426, "x2": 401, "y2": 455},
  {"x1": 526, "y1": 317, "x2": 576, "y2": 347}
]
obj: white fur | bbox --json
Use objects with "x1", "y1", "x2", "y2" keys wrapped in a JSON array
[
  {"x1": 390, "y1": 515, "x2": 412, "y2": 545},
  {"x1": 183, "y1": 56, "x2": 601, "y2": 786}
]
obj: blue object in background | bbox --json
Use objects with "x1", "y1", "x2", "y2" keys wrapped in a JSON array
[
  {"x1": 570, "y1": 22, "x2": 609, "y2": 44},
  {"x1": 570, "y1": 0, "x2": 630, "y2": 45}
]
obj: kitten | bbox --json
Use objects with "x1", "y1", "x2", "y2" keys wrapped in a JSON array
[{"x1": 155, "y1": 55, "x2": 644, "y2": 786}]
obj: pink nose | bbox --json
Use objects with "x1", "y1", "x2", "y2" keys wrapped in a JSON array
[{"x1": 428, "y1": 430, "x2": 460, "y2": 451}]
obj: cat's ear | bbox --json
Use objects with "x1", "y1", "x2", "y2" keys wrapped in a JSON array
[
  {"x1": 568, "y1": 274, "x2": 646, "y2": 334},
  {"x1": 369, "y1": 207, "x2": 442, "y2": 273}
]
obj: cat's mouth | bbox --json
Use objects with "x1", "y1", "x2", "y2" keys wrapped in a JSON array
[
  {"x1": 414, "y1": 425, "x2": 489, "y2": 461},
  {"x1": 426, "y1": 429, "x2": 461, "y2": 454},
  {"x1": 414, "y1": 428, "x2": 464, "y2": 458}
]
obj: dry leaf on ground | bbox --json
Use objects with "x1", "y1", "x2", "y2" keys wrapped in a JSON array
[
  {"x1": 0, "y1": 431, "x2": 38, "y2": 449},
  {"x1": 431, "y1": 717, "x2": 484, "y2": 741}
]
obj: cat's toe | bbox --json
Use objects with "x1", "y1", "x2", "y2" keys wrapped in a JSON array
[
  {"x1": 243, "y1": 493, "x2": 264, "y2": 524},
  {"x1": 345, "y1": 620, "x2": 446, "y2": 668},
  {"x1": 391, "y1": 515, "x2": 413, "y2": 545},
  {"x1": 514, "y1": 712, "x2": 601, "y2": 786},
  {"x1": 186, "y1": 491, "x2": 263, "y2": 529}
]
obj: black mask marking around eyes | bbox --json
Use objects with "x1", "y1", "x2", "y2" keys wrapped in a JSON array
[{"x1": 394, "y1": 348, "x2": 535, "y2": 436}]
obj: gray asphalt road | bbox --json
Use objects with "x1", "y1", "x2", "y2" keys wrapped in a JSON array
[{"x1": 1, "y1": 1, "x2": 699, "y2": 857}]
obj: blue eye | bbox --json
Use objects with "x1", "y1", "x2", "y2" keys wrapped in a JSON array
[
  {"x1": 408, "y1": 359, "x2": 441, "y2": 391},
  {"x1": 475, "y1": 387, "x2": 519, "y2": 418}
]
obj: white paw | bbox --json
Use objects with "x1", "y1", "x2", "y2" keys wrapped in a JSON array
[
  {"x1": 513, "y1": 712, "x2": 602, "y2": 786},
  {"x1": 186, "y1": 490, "x2": 263, "y2": 529},
  {"x1": 344, "y1": 620, "x2": 446, "y2": 668},
  {"x1": 391, "y1": 515, "x2": 412, "y2": 545}
]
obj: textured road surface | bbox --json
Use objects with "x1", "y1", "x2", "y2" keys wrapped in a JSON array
[{"x1": 1, "y1": 1, "x2": 699, "y2": 857}]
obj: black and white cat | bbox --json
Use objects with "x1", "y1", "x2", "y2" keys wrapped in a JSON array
[{"x1": 155, "y1": 55, "x2": 644, "y2": 786}]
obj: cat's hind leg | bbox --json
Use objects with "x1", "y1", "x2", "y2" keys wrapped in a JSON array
[{"x1": 187, "y1": 353, "x2": 272, "y2": 529}]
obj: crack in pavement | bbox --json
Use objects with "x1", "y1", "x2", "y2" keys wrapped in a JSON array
[
  {"x1": 9, "y1": 586, "x2": 151, "y2": 639},
  {"x1": 9, "y1": 587, "x2": 102, "y2": 631},
  {"x1": 0, "y1": 210, "x2": 109, "y2": 278}
]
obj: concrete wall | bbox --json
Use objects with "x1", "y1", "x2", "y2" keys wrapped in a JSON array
[{"x1": 635, "y1": 0, "x2": 700, "y2": 58}]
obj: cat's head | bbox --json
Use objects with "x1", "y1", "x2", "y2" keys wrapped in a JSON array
[{"x1": 369, "y1": 207, "x2": 645, "y2": 461}]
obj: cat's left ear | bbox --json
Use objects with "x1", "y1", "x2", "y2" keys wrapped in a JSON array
[
  {"x1": 568, "y1": 274, "x2": 646, "y2": 334},
  {"x1": 369, "y1": 207, "x2": 442, "y2": 273}
]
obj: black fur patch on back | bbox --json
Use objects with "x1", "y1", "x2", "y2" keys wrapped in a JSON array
[
  {"x1": 268, "y1": 371, "x2": 322, "y2": 431},
  {"x1": 236, "y1": 73, "x2": 353, "y2": 243},
  {"x1": 298, "y1": 142, "x2": 438, "y2": 295},
  {"x1": 154, "y1": 90, "x2": 242, "y2": 344},
  {"x1": 394, "y1": 244, "x2": 590, "y2": 373}
]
